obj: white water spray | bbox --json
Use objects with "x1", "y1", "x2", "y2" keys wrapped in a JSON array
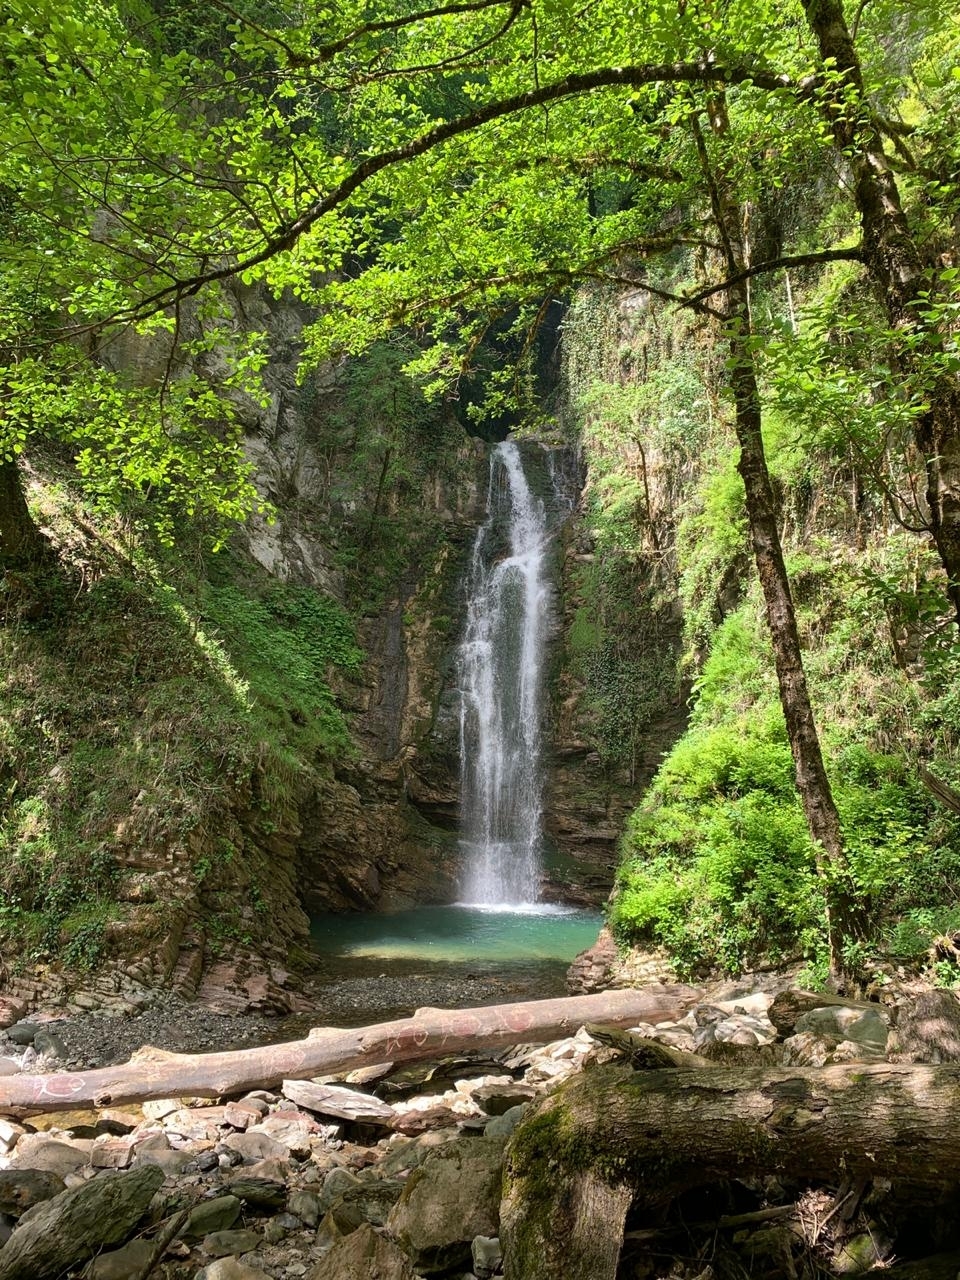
[{"x1": 457, "y1": 441, "x2": 557, "y2": 907}]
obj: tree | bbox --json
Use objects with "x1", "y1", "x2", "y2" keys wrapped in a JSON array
[{"x1": 3, "y1": 0, "x2": 956, "y2": 968}]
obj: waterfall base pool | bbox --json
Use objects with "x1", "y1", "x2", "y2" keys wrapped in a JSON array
[{"x1": 307, "y1": 904, "x2": 603, "y2": 1026}]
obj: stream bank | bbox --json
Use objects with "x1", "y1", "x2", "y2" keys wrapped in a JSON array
[{"x1": 0, "y1": 976, "x2": 958, "y2": 1280}]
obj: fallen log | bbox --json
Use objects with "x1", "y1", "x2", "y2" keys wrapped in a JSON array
[
  {"x1": 500, "y1": 1060, "x2": 960, "y2": 1280},
  {"x1": 0, "y1": 985, "x2": 697, "y2": 1116}
]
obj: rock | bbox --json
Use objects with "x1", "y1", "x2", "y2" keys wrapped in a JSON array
[
  {"x1": 0, "y1": 1164, "x2": 163, "y2": 1280},
  {"x1": 281, "y1": 1081, "x2": 396, "y2": 1125},
  {"x1": 141, "y1": 1099, "x2": 180, "y2": 1121},
  {"x1": 566, "y1": 927, "x2": 619, "y2": 995},
  {"x1": 470, "y1": 1084, "x2": 536, "y2": 1116},
  {"x1": 794, "y1": 1005, "x2": 889, "y2": 1052},
  {"x1": 389, "y1": 1106, "x2": 463, "y2": 1136},
  {"x1": 131, "y1": 1132, "x2": 193, "y2": 1175},
  {"x1": 90, "y1": 1138, "x2": 136, "y2": 1170},
  {"x1": 286, "y1": 1190, "x2": 321, "y2": 1228},
  {"x1": 8, "y1": 1135, "x2": 91, "y2": 1178},
  {"x1": 0, "y1": 1060, "x2": 19, "y2": 1077},
  {"x1": 472, "y1": 1234, "x2": 502, "y2": 1278},
  {"x1": 199, "y1": 1258, "x2": 273, "y2": 1280},
  {"x1": 326, "y1": 1179, "x2": 404, "y2": 1232},
  {"x1": 318, "y1": 1167, "x2": 361, "y2": 1212},
  {"x1": 0, "y1": 1002, "x2": 26, "y2": 1032},
  {"x1": 225, "y1": 1177, "x2": 286, "y2": 1209},
  {"x1": 222, "y1": 1131, "x2": 290, "y2": 1164},
  {"x1": 84, "y1": 1238, "x2": 155, "y2": 1280},
  {"x1": 224, "y1": 1100, "x2": 268, "y2": 1130},
  {"x1": 890, "y1": 990, "x2": 960, "y2": 1062},
  {"x1": 185, "y1": 1196, "x2": 242, "y2": 1238},
  {"x1": 386, "y1": 1137, "x2": 505, "y2": 1274},
  {"x1": 4, "y1": 1023, "x2": 39, "y2": 1048},
  {"x1": 0, "y1": 1170, "x2": 65, "y2": 1217},
  {"x1": 304, "y1": 1222, "x2": 415, "y2": 1280},
  {"x1": 0, "y1": 1123, "x2": 25, "y2": 1158},
  {"x1": 484, "y1": 1105, "x2": 528, "y2": 1140},
  {"x1": 201, "y1": 1229, "x2": 264, "y2": 1257},
  {"x1": 32, "y1": 1030, "x2": 66, "y2": 1063}
]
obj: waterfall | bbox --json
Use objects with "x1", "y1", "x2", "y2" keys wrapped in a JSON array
[{"x1": 457, "y1": 440, "x2": 558, "y2": 907}]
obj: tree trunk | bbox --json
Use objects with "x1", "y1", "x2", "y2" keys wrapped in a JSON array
[
  {"x1": 694, "y1": 103, "x2": 862, "y2": 978},
  {"x1": 501, "y1": 1060, "x2": 960, "y2": 1280},
  {"x1": 0, "y1": 985, "x2": 698, "y2": 1116},
  {"x1": 801, "y1": 0, "x2": 960, "y2": 627},
  {"x1": 0, "y1": 457, "x2": 45, "y2": 570}
]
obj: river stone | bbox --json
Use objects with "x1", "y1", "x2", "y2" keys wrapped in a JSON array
[
  {"x1": 225, "y1": 1177, "x2": 287, "y2": 1209},
  {"x1": 305, "y1": 1222, "x2": 415, "y2": 1280},
  {"x1": 286, "y1": 1189, "x2": 321, "y2": 1227},
  {"x1": 386, "y1": 1137, "x2": 505, "y2": 1274},
  {"x1": 318, "y1": 1166, "x2": 361, "y2": 1211},
  {"x1": 0, "y1": 1170, "x2": 65, "y2": 1217},
  {"x1": 794, "y1": 1005, "x2": 889, "y2": 1052},
  {"x1": 185, "y1": 1195, "x2": 242, "y2": 1238},
  {"x1": 32, "y1": 1029, "x2": 66, "y2": 1063},
  {"x1": 4, "y1": 1023, "x2": 39, "y2": 1048},
  {"x1": 282, "y1": 1081, "x2": 396, "y2": 1124},
  {"x1": 201, "y1": 1229, "x2": 264, "y2": 1257},
  {"x1": 472, "y1": 1235, "x2": 502, "y2": 1278},
  {"x1": 470, "y1": 1083, "x2": 537, "y2": 1116},
  {"x1": 0, "y1": 1060, "x2": 19, "y2": 1077},
  {"x1": 86, "y1": 1238, "x2": 154, "y2": 1280},
  {"x1": 8, "y1": 1135, "x2": 91, "y2": 1177},
  {"x1": 199, "y1": 1259, "x2": 272, "y2": 1280},
  {"x1": 326, "y1": 1179, "x2": 404, "y2": 1232},
  {"x1": 484, "y1": 1104, "x2": 528, "y2": 1140},
  {"x1": 0, "y1": 1164, "x2": 163, "y2": 1280},
  {"x1": 222, "y1": 1131, "x2": 290, "y2": 1164}
]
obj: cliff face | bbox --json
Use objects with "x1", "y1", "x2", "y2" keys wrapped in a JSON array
[{"x1": 0, "y1": 282, "x2": 693, "y2": 1015}]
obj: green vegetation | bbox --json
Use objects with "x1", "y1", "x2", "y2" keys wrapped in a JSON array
[
  {"x1": 0, "y1": 471, "x2": 365, "y2": 970},
  {"x1": 2, "y1": 0, "x2": 960, "y2": 988}
]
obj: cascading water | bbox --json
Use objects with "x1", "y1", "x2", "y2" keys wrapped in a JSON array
[
  {"x1": 306, "y1": 439, "x2": 602, "y2": 1021},
  {"x1": 457, "y1": 440, "x2": 556, "y2": 906}
]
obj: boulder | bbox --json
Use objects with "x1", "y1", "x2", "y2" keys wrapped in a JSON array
[
  {"x1": 282, "y1": 1081, "x2": 396, "y2": 1125},
  {"x1": 84, "y1": 1238, "x2": 155, "y2": 1280},
  {"x1": 0, "y1": 1171, "x2": 65, "y2": 1218},
  {"x1": 386, "y1": 1137, "x2": 505, "y2": 1274},
  {"x1": 0, "y1": 1164, "x2": 163, "y2": 1280},
  {"x1": 7, "y1": 1135, "x2": 91, "y2": 1178},
  {"x1": 794, "y1": 1005, "x2": 889, "y2": 1052},
  {"x1": 185, "y1": 1196, "x2": 242, "y2": 1238},
  {"x1": 889, "y1": 990, "x2": 960, "y2": 1063},
  {"x1": 305, "y1": 1222, "x2": 416, "y2": 1280}
]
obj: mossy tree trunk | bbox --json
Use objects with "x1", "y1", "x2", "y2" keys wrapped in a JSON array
[
  {"x1": 501, "y1": 1061, "x2": 960, "y2": 1280},
  {"x1": 693, "y1": 100, "x2": 862, "y2": 980},
  {"x1": 802, "y1": 0, "x2": 960, "y2": 628}
]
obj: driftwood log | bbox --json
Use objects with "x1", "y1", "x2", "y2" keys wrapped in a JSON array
[
  {"x1": 500, "y1": 1060, "x2": 960, "y2": 1280},
  {"x1": 0, "y1": 985, "x2": 697, "y2": 1116}
]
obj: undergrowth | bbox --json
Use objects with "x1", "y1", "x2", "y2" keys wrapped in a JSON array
[{"x1": 0, "y1": 479, "x2": 364, "y2": 970}]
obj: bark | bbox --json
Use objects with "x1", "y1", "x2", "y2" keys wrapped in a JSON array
[
  {"x1": 694, "y1": 102, "x2": 863, "y2": 977},
  {"x1": 501, "y1": 1060, "x2": 960, "y2": 1280},
  {"x1": 0, "y1": 986, "x2": 697, "y2": 1116},
  {"x1": 801, "y1": 0, "x2": 960, "y2": 627},
  {"x1": 0, "y1": 458, "x2": 45, "y2": 570}
]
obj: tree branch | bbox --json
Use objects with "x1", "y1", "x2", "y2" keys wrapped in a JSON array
[
  {"x1": 74, "y1": 58, "x2": 797, "y2": 333},
  {"x1": 685, "y1": 248, "x2": 867, "y2": 303}
]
